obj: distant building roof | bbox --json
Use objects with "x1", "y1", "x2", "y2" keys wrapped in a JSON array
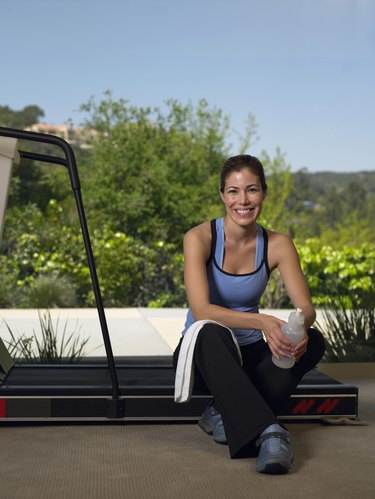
[{"x1": 25, "y1": 123, "x2": 97, "y2": 148}]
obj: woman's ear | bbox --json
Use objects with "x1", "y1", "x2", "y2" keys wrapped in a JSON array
[{"x1": 219, "y1": 188, "x2": 225, "y2": 203}]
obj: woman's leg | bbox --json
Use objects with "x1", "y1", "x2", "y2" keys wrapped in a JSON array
[
  {"x1": 242, "y1": 328, "x2": 326, "y2": 414},
  {"x1": 173, "y1": 325, "x2": 325, "y2": 465},
  {"x1": 183, "y1": 323, "x2": 279, "y2": 458}
]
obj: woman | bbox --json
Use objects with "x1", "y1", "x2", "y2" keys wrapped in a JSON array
[{"x1": 173, "y1": 154, "x2": 325, "y2": 474}]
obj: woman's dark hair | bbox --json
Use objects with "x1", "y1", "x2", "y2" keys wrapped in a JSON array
[{"x1": 220, "y1": 155, "x2": 267, "y2": 193}]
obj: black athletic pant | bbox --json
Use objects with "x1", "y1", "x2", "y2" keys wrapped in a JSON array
[{"x1": 173, "y1": 323, "x2": 326, "y2": 458}]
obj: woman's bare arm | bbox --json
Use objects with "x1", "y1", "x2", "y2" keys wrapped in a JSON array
[{"x1": 267, "y1": 231, "x2": 316, "y2": 360}]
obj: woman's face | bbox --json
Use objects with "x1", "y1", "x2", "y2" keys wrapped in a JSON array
[{"x1": 220, "y1": 167, "x2": 266, "y2": 226}]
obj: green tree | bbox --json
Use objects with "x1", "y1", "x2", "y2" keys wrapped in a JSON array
[
  {"x1": 258, "y1": 148, "x2": 295, "y2": 234},
  {"x1": 1, "y1": 103, "x2": 90, "y2": 221},
  {"x1": 1, "y1": 104, "x2": 49, "y2": 210},
  {"x1": 2, "y1": 96, "x2": 373, "y2": 309},
  {"x1": 79, "y1": 94, "x2": 232, "y2": 244},
  {"x1": 0, "y1": 105, "x2": 44, "y2": 128},
  {"x1": 305, "y1": 179, "x2": 374, "y2": 246},
  {"x1": 0, "y1": 200, "x2": 186, "y2": 308}
]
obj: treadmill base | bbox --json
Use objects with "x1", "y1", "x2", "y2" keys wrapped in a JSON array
[{"x1": 0, "y1": 364, "x2": 358, "y2": 422}]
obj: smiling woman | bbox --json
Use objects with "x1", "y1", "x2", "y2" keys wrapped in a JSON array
[{"x1": 173, "y1": 154, "x2": 326, "y2": 474}]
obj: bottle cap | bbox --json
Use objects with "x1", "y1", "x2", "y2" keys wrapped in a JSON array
[{"x1": 294, "y1": 308, "x2": 305, "y2": 324}]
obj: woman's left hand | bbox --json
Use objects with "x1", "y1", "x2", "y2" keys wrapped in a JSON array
[{"x1": 293, "y1": 333, "x2": 309, "y2": 362}]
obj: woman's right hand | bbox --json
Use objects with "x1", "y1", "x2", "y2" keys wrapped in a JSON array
[{"x1": 261, "y1": 315, "x2": 294, "y2": 361}]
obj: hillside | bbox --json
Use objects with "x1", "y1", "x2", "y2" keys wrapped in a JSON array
[{"x1": 302, "y1": 170, "x2": 375, "y2": 193}]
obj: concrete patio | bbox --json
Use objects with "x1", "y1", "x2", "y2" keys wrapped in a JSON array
[{"x1": 0, "y1": 307, "x2": 330, "y2": 359}]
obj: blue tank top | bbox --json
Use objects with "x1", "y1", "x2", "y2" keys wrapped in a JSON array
[{"x1": 182, "y1": 218, "x2": 270, "y2": 346}]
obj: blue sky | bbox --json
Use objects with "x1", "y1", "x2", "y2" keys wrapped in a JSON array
[{"x1": 2, "y1": 0, "x2": 374, "y2": 172}]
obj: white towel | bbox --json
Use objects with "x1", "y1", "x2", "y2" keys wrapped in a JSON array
[{"x1": 174, "y1": 320, "x2": 242, "y2": 403}]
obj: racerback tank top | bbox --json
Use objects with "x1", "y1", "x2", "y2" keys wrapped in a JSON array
[{"x1": 182, "y1": 218, "x2": 270, "y2": 346}]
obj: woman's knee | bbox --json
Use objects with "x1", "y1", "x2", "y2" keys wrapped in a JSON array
[
  {"x1": 197, "y1": 323, "x2": 233, "y2": 347},
  {"x1": 307, "y1": 327, "x2": 326, "y2": 362},
  {"x1": 174, "y1": 323, "x2": 234, "y2": 368}
]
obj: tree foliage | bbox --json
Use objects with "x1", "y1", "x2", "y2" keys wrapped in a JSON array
[
  {"x1": 1, "y1": 104, "x2": 91, "y2": 216},
  {"x1": 258, "y1": 149, "x2": 294, "y2": 233},
  {"x1": 0, "y1": 96, "x2": 374, "y2": 315},
  {"x1": 0, "y1": 200, "x2": 186, "y2": 308},
  {"x1": 78, "y1": 93, "x2": 232, "y2": 244},
  {"x1": 0, "y1": 104, "x2": 44, "y2": 128},
  {"x1": 290, "y1": 170, "x2": 375, "y2": 246}
]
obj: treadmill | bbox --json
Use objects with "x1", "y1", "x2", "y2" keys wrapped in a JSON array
[{"x1": 0, "y1": 127, "x2": 358, "y2": 422}]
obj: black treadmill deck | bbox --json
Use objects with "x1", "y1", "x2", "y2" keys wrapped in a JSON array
[{"x1": 0, "y1": 364, "x2": 358, "y2": 422}]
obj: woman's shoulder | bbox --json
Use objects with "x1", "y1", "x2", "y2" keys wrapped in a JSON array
[
  {"x1": 265, "y1": 228, "x2": 299, "y2": 266},
  {"x1": 183, "y1": 221, "x2": 212, "y2": 255},
  {"x1": 263, "y1": 227, "x2": 292, "y2": 244},
  {"x1": 185, "y1": 220, "x2": 212, "y2": 238}
]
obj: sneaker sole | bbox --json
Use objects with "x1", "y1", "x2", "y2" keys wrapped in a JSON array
[
  {"x1": 256, "y1": 454, "x2": 293, "y2": 474},
  {"x1": 258, "y1": 462, "x2": 291, "y2": 474},
  {"x1": 198, "y1": 418, "x2": 213, "y2": 435}
]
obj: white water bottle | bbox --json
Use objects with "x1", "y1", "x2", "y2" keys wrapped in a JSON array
[{"x1": 272, "y1": 308, "x2": 306, "y2": 369}]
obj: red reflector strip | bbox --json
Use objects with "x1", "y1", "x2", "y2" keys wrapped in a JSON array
[
  {"x1": 0, "y1": 398, "x2": 6, "y2": 418},
  {"x1": 317, "y1": 398, "x2": 340, "y2": 414},
  {"x1": 292, "y1": 399, "x2": 316, "y2": 414}
]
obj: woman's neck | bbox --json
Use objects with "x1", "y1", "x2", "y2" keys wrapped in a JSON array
[{"x1": 223, "y1": 216, "x2": 257, "y2": 243}]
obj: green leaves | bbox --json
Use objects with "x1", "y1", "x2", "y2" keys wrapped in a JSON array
[
  {"x1": 316, "y1": 276, "x2": 375, "y2": 362},
  {"x1": 258, "y1": 148, "x2": 294, "y2": 232},
  {"x1": 1, "y1": 95, "x2": 373, "y2": 321},
  {"x1": 297, "y1": 240, "x2": 375, "y2": 307},
  {"x1": 0, "y1": 104, "x2": 44, "y2": 128},
  {"x1": 0, "y1": 203, "x2": 185, "y2": 308},
  {"x1": 79, "y1": 93, "x2": 228, "y2": 244}
]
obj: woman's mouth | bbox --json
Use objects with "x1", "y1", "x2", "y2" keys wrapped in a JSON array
[{"x1": 235, "y1": 208, "x2": 253, "y2": 216}]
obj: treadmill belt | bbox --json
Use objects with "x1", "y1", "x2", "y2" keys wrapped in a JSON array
[{"x1": 0, "y1": 364, "x2": 345, "y2": 396}]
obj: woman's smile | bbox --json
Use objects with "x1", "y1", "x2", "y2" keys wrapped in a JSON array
[{"x1": 235, "y1": 207, "x2": 254, "y2": 217}]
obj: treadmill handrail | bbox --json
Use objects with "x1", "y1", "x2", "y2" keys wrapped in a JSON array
[
  {"x1": 0, "y1": 126, "x2": 120, "y2": 403},
  {"x1": 0, "y1": 127, "x2": 80, "y2": 190}
]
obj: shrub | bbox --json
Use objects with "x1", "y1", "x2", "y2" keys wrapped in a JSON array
[
  {"x1": 4, "y1": 310, "x2": 89, "y2": 363},
  {"x1": 297, "y1": 240, "x2": 374, "y2": 307},
  {"x1": 318, "y1": 275, "x2": 375, "y2": 362},
  {"x1": 22, "y1": 274, "x2": 78, "y2": 308}
]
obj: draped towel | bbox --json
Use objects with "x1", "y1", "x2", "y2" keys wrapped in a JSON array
[{"x1": 174, "y1": 320, "x2": 242, "y2": 403}]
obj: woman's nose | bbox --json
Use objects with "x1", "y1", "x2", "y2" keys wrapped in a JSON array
[{"x1": 239, "y1": 192, "x2": 249, "y2": 204}]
